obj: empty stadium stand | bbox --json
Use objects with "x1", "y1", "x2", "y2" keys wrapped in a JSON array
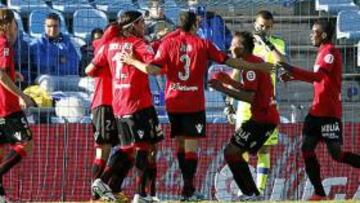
[
  {"x1": 73, "y1": 8, "x2": 108, "y2": 39},
  {"x1": 337, "y1": 9, "x2": 360, "y2": 41}
]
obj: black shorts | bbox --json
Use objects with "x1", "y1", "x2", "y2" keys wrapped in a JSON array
[
  {"x1": 231, "y1": 119, "x2": 276, "y2": 154},
  {"x1": 116, "y1": 106, "x2": 164, "y2": 145},
  {"x1": 0, "y1": 111, "x2": 32, "y2": 144},
  {"x1": 91, "y1": 105, "x2": 119, "y2": 146},
  {"x1": 303, "y1": 114, "x2": 343, "y2": 144},
  {"x1": 168, "y1": 111, "x2": 206, "y2": 138}
]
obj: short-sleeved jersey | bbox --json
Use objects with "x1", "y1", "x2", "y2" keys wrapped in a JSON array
[
  {"x1": 152, "y1": 31, "x2": 228, "y2": 113},
  {"x1": 92, "y1": 36, "x2": 155, "y2": 116},
  {"x1": 0, "y1": 36, "x2": 21, "y2": 117},
  {"x1": 310, "y1": 42, "x2": 342, "y2": 119},
  {"x1": 238, "y1": 35, "x2": 286, "y2": 123},
  {"x1": 90, "y1": 38, "x2": 112, "y2": 109},
  {"x1": 241, "y1": 55, "x2": 279, "y2": 125}
]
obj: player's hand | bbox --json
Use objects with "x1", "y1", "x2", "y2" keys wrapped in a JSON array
[
  {"x1": 277, "y1": 62, "x2": 294, "y2": 72},
  {"x1": 119, "y1": 51, "x2": 134, "y2": 65},
  {"x1": 208, "y1": 79, "x2": 225, "y2": 91},
  {"x1": 253, "y1": 32, "x2": 275, "y2": 52},
  {"x1": 15, "y1": 71, "x2": 24, "y2": 82},
  {"x1": 212, "y1": 72, "x2": 232, "y2": 85},
  {"x1": 279, "y1": 70, "x2": 294, "y2": 82},
  {"x1": 19, "y1": 94, "x2": 35, "y2": 109}
]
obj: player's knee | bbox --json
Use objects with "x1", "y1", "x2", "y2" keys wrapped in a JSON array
[
  {"x1": 328, "y1": 148, "x2": 343, "y2": 162},
  {"x1": 224, "y1": 143, "x2": 241, "y2": 163}
]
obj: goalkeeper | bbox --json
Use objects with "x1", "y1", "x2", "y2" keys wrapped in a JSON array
[{"x1": 225, "y1": 10, "x2": 287, "y2": 195}]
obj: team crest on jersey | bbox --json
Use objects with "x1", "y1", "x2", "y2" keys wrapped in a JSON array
[
  {"x1": 3, "y1": 48, "x2": 9, "y2": 56},
  {"x1": 195, "y1": 123, "x2": 203, "y2": 134},
  {"x1": 246, "y1": 71, "x2": 256, "y2": 81},
  {"x1": 137, "y1": 130, "x2": 144, "y2": 139},
  {"x1": 324, "y1": 54, "x2": 334, "y2": 64}
]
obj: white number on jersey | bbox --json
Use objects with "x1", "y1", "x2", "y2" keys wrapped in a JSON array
[{"x1": 178, "y1": 54, "x2": 191, "y2": 81}]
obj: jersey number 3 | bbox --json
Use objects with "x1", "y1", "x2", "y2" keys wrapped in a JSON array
[{"x1": 178, "y1": 54, "x2": 190, "y2": 81}]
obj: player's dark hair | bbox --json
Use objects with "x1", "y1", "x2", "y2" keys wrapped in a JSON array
[
  {"x1": 179, "y1": 11, "x2": 197, "y2": 32},
  {"x1": 313, "y1": 19, "x2": 334, "y2": 42},
  {"x1": 0, "y1": 8, "x2": 15, "y2": 32},
  {"x1": 255, "y1": 10, "x2": 274, "y2": 21},
  {"x1": 118, "y1": 10, "x2": 143, "y2": 30},
  {"x1": 46, "y1": 12, "x2": 61, "y2": 25},
  {"x1": 233, "y1": 31, "x2": 254, "y2": 54},
  {"x1": 90, "y1": 28, "x2": 103, "y2": 42}
]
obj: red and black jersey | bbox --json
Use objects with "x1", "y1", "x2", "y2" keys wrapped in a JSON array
[
  {"x1": 310, "y1": 42, "x2": 342, "y2": 119},
  {"x1": 90, "y1": 38, "x2": 112, "y2": 109},
  {"x1": 0, "y1": 36, "x2": 21, "y2": 117},
  {"x1": 241, "y1": 55, "x2": 279, "y2": 125},
  {"x1": 92, "y1": 36, "x2": 155, "y2": 116},
  {"x1": 152, "y1": 31, "x2": 228, "y2": 113}
]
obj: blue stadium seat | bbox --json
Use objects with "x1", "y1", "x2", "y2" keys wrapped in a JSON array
[
  {"x1": 315, "y1": 0, "x2": 359, "y2": 14},
  {"x1": 95, "y1": 0, "x2": 139, "y2": 18},
  {"x1": 52, "y1": 0, "x2": 94, "y2": 16},
  {"x1": 73, "y1": 8, "x2": 108, "y2": 40},
  {"x1": 70, "y1": 36, "x2": 86, "y2": 58},
  {"x1": 337, "y1": 10, "x2": 360, "y2": 41},
  {"x1": 8, "y1": 0, "x2": 50, "y2": 15},
  {"x1": 29, "y1": 9, "x2": 69, "y2": 38}
]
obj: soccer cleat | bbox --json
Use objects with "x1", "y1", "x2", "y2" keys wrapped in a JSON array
[
  {"x1": 238, "y1": 193, "x2": 262, "y2": 201},
  {"x1": 114, "y1": 192, "x2": 130, "y2": 203},
  {"x1": 131, "y1": 194, "x2": 152, "y2": 203},
  {"x1": 0, "y1": 195, "x2": 7, "y2": 203},
  {"x1": 308, "y1": 194, "x2": 328, "y2": 201},
  {"x1": 180, "y1": 191, "x2": 205, "y2": 202},
  {"x1": 149, "y1": 196, "x2": 161, "y2": 203},
  {"x1": 91, "y1": 178, "x2": 116, "y2": 202}
]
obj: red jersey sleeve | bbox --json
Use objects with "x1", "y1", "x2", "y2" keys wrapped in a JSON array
[
  {"x1": 134, "y1": 40, "x2": 155, "y2": 63},
  {"x1": 205, "y1": 40, "x2": 228, "y2": 64},
  {"x1": 0, "y1": 40, "x2": 11, "y2": 71},
  {"x1": 151, "y1": 42, "x2": 169, "y2": 68},
  {"x1": 241, "y1": 70, "x2": 258, "y2": 92},
  {"x1": 317, "y1": 48, "x2": 335, "y2": 73},
  {"x1": 91, "y1": 44, "x2": 109, "y2": 68}
]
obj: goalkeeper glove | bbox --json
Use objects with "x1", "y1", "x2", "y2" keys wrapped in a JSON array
[{"x1": 223, "y1": 104, "x2": 236, "y2": 125}]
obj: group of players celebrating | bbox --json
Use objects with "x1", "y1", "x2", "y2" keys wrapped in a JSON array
[{"x1": 0, "y1": 5, "x2": 359, "y2": 203}]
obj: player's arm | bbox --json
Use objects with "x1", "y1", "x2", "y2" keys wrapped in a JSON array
[
  {"x1": 85, "y1": 63, "x2": 100, "y2": 77},
  {"x1": 226, "y1": 58, "x2": 274, "y2": 73},
  {"x1": 206, "y1": 40, "x2": 274, "y2": 73},
  {"x1": 279, "y1": 62, "x2": 325, "y2": 83},
  {"x1": 209, "y1": 79, "x2": 254, "y2": 103},
  {"x1": 0, "y1": 69, "x2": 34, "y2": 108},
  {"x1": 123, "y1": 55, "x2": 161, "y2": 75}
]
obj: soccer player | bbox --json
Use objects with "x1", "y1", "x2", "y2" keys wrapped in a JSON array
[
  {"x1": 230, "y1": 10, "x2": 287, "y2": 195},
  {"x1": 119, "y1": 11, "x2": 274, "y2": 201},
  {"x1": 209, "y1": 31, "x2": 279, "y2": 201},
  {"x1": 85, "y1": 23, "x2": 131, "y2": 202},
  {"x1": 87, "y1": 10, "x2": 164, "y2": 203},
  {"x1": 279, "y1": 20, "x2": 360, "y2": 200},
  {"x1": 0, "y1": 8, "x2": 35, "y2": 201}
]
